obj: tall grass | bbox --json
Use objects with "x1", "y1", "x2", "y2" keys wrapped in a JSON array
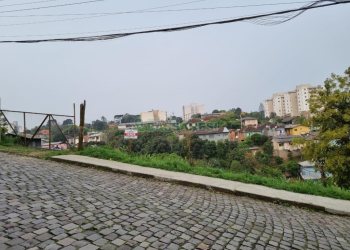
[
  {"x1": 79, "y1": 147, "x2": 350, "y2": 200},
  {"x1": 0, "y1": 144, "x2": 70, "y2": 159}
]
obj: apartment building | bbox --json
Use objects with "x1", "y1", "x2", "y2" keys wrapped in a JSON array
[
  {"x1": 284, "y1": 91, "x2": 298, "y2": 117},
  {"x1": 272, "y1": 93, "x2": 285, "y2": 117},
  {"x1": 264, "y1": 84, "x2": 317, "y2": 117},
  {"x1": 263, "y1": 99, "x2": 273, "y2": 118},
  {"x1": 140, "y1": 110, "x2": 167, "y2": 123},
  {"x1": 296, "y1": 84, "x2": 319, "y2": 113},
  {"x1": 182, "y1": 103, "x2": 205, "y2": 121}
]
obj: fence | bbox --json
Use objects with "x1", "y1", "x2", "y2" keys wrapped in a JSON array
[{"x1": 0, "y1": 107, "x2": 76, "y2": 150}]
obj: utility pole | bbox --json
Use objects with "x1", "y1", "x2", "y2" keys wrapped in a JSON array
[
  {"x1": 78, "y1": 100, "x2": 86, "y2": 151},
  {"x1": 73, "y1": 103, "x2": 76, "y2": 148},
  {"x1": 0, "y1": 97, "x2": 2, "y2": 143}
]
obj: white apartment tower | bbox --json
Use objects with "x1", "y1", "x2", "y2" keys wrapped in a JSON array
[
  {"x1": 140, "y1": 110, "x2": 167, "y2": 123},
  {"x1": 283, "y1": 91, "x2": 298, "y2": 117},
  {"x1": 182, "y1": 103, "x2": 205, "y2": 121},
  {"x1": 296, "y1": 84, "x2": 313, "y2": 113},
  {"x1": 272, "y1": 93, "x2": 285, "y2": 117},
  {"x1": 264, "y1": 84, "x2": 318, "y2": 118},
  {"x1": 263, "y1": 99, "x2": 273, "y2": 118}
]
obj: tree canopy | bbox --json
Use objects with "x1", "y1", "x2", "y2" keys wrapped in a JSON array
[{"x1": 304, "y1": 67, "x2": 350, "y2": 188}]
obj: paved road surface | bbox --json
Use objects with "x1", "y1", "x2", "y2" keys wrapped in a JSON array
[{"x1": 0, "y1": 153, "x2": 349, "y2": 250}]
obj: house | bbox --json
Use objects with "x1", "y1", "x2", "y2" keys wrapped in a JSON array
[
  {"x1": 88, "y1": 132, "x2": 106, "y2": 143},
  {"x1": 281, "y1": 116, "x2": 296, "y2": 125},
  {"x1": 6, "y1": 133, "x2": 42, "y2": 148},
  {"x1": 229, "y1": 129, "x2": 245, "y2": 142},
  {"x1": 229, "y1": 127, "x2": 264, "y2": 142},
  {"x1": 272, "y1": 135, "x2": 303, "y2": 159},
  {"x1": 42, "y1": 141, "x2": 69, "y2": 150},
  {"x1": 241, "y1": 117, "x2": 258, "y2": 128},
  {"x1": 243, "y1": 127, "x2": 263, "y2": 138},
  {"x1": 194, "y1": 127, "x2": 229, "y2": 142},
  {"x1": 179, "y1": 127, "x2": 230, "y2": 142},
  {"x1": 285, "y1": 124, "x2": 310, "y2": 136},
  {"x1": 38, "y1": 129, "x2": 50, "y2": 136},
  {"x1": 265, "y1": 126, "x2": 286, "y2": 137},
  {"x1": 298, "y1": 161, "x2": 332, "y2": 180},
  {"x1": 68, "y1": 135, "x2": 89, "y2": 145}
]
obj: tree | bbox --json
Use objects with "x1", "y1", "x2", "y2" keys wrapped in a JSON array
[
  {"x1": 191, "y1": 113, "x2": 201, "y2": 119},
  {"x1": 262, "y1": 140, "x2": 273, "y2": 156},
  {"x1": 232, "y1": 107, "x2": 242, "y2": 117},
  {"x1": 304, "y1": 67, "x2": 350, "y2": 188},
  {"x1": 170, "y1": 116, "x2": 183, "y2": 124},
  {"x1": 250, "y1": 134, "x2": 268, "y2": 146},
  {"x1": 0, "y1": 113, "x2": 7, "y2": 141},
  {"x1": 121, "y1": 114, "x2": 141, "y2": 123},
  {"x1": 62, "y1": 119, "x2": 73, "y2": 126},
  {"x1": 101, "y1": 116, "x2": 107, "y2": 123},
  {"x1": 92, "y1": 119, "x2": 108, "y2": 131}
]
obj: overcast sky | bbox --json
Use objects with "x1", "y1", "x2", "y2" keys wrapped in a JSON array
[{"x1": 0, "y1": 0, "x2": 349, "y2": 126}]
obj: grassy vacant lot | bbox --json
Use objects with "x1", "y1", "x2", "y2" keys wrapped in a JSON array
[
  {"x1": 78, "y1": 147, "x2": 350, "y2": 201},
  {"x1": 1, "y1": 145, "x2": 350, "y2": 200}
]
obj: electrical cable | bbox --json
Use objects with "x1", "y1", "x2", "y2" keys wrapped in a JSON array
[
  {"x1": 0, "y1": 1, "x2": 315, "y2": 27},
  {"x1": 0, "y1": 0, "x2": 107, "y2": 14},
  {"x1": 0, "y1": 0, "x2": 64, "y2": 9},
  {"x1": 0, "y1": 1, "x2": 312, "y2": 17},
  {"x1": 0, "y1": 0, "x2": 348, "y2": 43}
]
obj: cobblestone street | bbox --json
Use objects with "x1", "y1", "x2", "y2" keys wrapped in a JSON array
[{"x1": 0, "y1": 152, "x2": 350, "y2": 250}]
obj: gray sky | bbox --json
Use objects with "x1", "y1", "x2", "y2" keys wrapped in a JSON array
[{"x1": 0, "y1": 0, "x2": 349, "y2": 126}]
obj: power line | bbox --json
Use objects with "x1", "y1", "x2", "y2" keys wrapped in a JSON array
[
  {"x1": 0, "y1": 0, "x2": 64, "y2": 9},
  {"x1": 0, "y1": 1, "x2": 314, "y2": 18},
  {"x1": 0, "y1": 0, "x2": 208, "y2": 14},
  {"x1": 0, "y1": 1, "x2": 315, "y2": 27},
  {"x1": 0, "y1": 15, "x2": 254, "y2": 38},
  {"x1": 0, "y1": 0, "x2": 106, "y2": 14},
  {"x1": 0, "y1": 0, "x2": 348, "y2": 43},
  {"x1": 0, "y1": 0, "x2": 208, "y2": 17}
]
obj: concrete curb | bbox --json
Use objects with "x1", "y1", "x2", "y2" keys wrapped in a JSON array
[{"x1": 51, "y1": 155, "x2": 350, "y2": 216}]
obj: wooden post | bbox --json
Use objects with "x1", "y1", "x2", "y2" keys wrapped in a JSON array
[
  {"x1": 49, "y1": 115, "x2": 51, "y2": 150},
  {"x1": 78, "y1": 100, "x2": 86, "y2": 151},
  {"x1": 73, "y1": 103, "x2": 76, "y2": 148},
  {"x1": 23, "y1": 112, "x2": 26, "y2": 146}
]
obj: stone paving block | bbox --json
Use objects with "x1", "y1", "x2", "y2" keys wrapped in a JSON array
[
  {"x1": 53, "y1": 233, "x2": 68, "y2": 241},
  {"x1": 79, "y1": 244, "x2": 99, "y2": 250},
  {"x1": 86, "y1": 233, "x2": 102, "y2": 241},
  {"x1": 112, "y1": 238, "x2": 125, "y2": 246},
  {"x1": 134, "y1": 235, "x2": 147, "y2": 242},
  {"x1": 44, "y1": 243, "x2": 61, "y2": 250},
  {"x1": 62, "y1": 223, "x2": 78, "y2": 231},
  {"x1": 61, "y1": 246, "x2": 75, "y2": 250},
  {"x1": 71, "y1": 239, "x2": 89, "y2": 247},
  {"x1": 100, "y1": 243, "x2": 117, "y2": 250},
  {"x1": 33, "y1": 228, "x2": 49, "y2": 235},
  {"x1": 1, "y1": 153, "x2": 350, "y2": 250},
  {"x1": 94, "y1": 238, "x2": 108, "y2": 246},
  {"x1": 57, "y1": 237, "x2": 76, "y2": 246}
]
